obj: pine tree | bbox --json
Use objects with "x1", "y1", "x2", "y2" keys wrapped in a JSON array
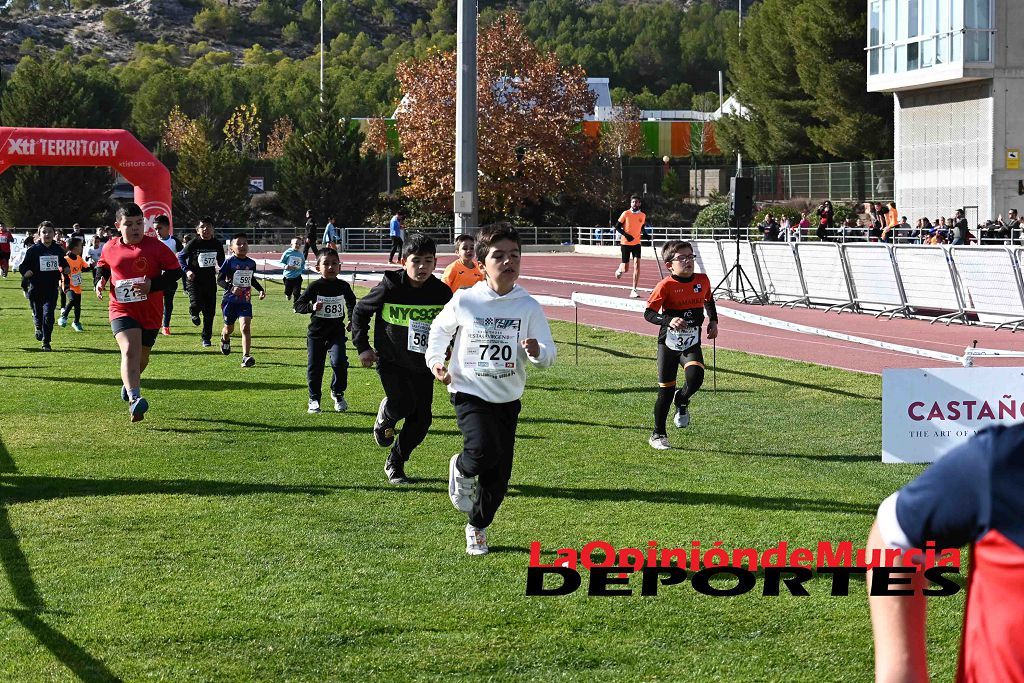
[{"x1": 276, "y1": 108, "x2": 378, "y2": 228}]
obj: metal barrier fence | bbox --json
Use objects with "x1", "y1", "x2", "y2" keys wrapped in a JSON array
[
  {"x1": 698, "y1": 239, "x2": 1024, "y2": 330},
  {"x1": 239, "y1": 226, "x2": 574, "y2": 249},
  {"x1": 739, "y1": 159, "x2": 895, "y2": 203}
]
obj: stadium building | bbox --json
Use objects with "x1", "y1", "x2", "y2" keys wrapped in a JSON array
[{"x1": 866, "y1": 0, "x2": 1024, "y2": 226}]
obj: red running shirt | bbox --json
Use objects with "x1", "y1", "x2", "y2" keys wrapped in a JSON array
[{"x1": 98, "y1": 235, "x2": 181, "y2": 329}]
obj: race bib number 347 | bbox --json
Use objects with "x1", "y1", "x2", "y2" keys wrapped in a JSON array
[
  {"x1": 464, "y1": 317, "x2": 521, "y2": 375},
  {"x1": 666, "y1": 326, "x2": 700, "y2": 352}
]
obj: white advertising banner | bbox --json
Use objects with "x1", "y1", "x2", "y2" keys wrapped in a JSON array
[{"x1": 882, "y1": 367, "x2": 1024, "y2": 463}]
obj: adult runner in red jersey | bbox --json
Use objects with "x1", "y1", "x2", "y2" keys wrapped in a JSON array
[{"x1": 95, "y1": 203, "x2": 182, "y2": 422}]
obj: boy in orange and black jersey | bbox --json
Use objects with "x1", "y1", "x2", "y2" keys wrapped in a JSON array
[{"x1": 644, "y1": 240, "x2": 719, "y2": 450}]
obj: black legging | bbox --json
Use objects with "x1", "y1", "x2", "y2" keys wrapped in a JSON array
[
  {"x1": 389, "y1": 237, "x2": 403, "y2": 263},
  {"x1": 61, "y1": 290, "x2": 82, "y2": 324}
]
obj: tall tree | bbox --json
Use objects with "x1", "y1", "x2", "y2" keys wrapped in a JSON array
[
  {"x1": 276, "y1": 108, "x2": 378, "y2": 228},
  {"x1": 718, "y1": 0, "x2": 892, "y2": 163},
  {"x1": 0, "y1": 53, "x2": 128, "y2": 227},
  {"x1": 395, "y1": 11, "x2": 595, "y2": 218}
]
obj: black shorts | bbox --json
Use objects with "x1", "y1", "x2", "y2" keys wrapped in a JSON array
[
  {"x1": 620, "y1": 244, "x2": 642, "y2": 262},
  {"x1": 111, "y1": 316, "x2": 159, "y2": 348},
  {"x1": 657, "y1": 343, "x2": 704, "y2": 386}
]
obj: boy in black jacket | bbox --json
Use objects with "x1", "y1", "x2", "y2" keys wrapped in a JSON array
[
  {"x1": 19, "y1": 221, "x2": 68, "y2": 351},
  {"x1": 179, "y1": 220, "x2": 226, "y2": 347},
  {"x1": 294, "y1": 248, "x2": 357, "y2": 413},
  {"x1": 352, "y1": 233, "x2": 452, "y2": 485}
]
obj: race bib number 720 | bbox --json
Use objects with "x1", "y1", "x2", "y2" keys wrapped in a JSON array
[{"x1": 464, "y1": 318, "x2": 521, "y2": 375}]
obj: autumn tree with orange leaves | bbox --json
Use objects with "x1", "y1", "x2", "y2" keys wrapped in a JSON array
[{"x1": 394, "y1": 12, "x2": 596, "y2": 218}]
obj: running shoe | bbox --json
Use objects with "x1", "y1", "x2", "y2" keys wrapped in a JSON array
[
  {"x1": 72, "y1": 322, "x2": 84, "y2": 332},
  {"x1": 332, "y1": 392, "x2": 349, "y2": 412},
  {"x1": 241, "y1": 355, "x2": 255, "y2": 368},
  {"x1": 190, "y1": 313, "x2": 201, "y2": 326},
  {"x1": 41, "y1": 342, "x2": 52, "y2": 352},
  {"x1": 648, "y1": 433, "x2": 671, "y2": 450},
  {"x1": 449, "y1": 454, "x2": 478, "y2": 513},
  {"x1": 220, "y1": 335, "x2": 231, "y2": 355},
  {"x1": 465, "y1": 524, "x2": 489, "y2": 556},
  {"x1": 308, "y1": 399, "x2": 321, "y2": 414},
  {"x1": 674, "y1": 404, "x2": 690, "y2": 428},
  {"x1": 373, "y1": 398, "x2": 395, "y2": 447},
  {"x1": 201, "y1": 339, "x2": 212, "y2": 348},
  {"x1": 129, "y1": 396, "x2": 149, "y2": 423},
  {"x1": 615, "y1": 266, "x2": 623, "y2": 279},
  {"x1": 57, "y1": 315, "x2": 67, "y2": 327},
  {"x1": 121, "y1": 385, "x2": 129, "y2": 402},
  {"x1": 34, "y1": 328, "x2": 43, "y2": 341},
  {"x1": 161, "y1": 326, "x2": 171, "y2": 336},
  {"x1": 629, "y1": 288, "x2": 640, "y2": 298},
  {"x1": 385, "y1": 453, "x2": 411, "y2": 485}
]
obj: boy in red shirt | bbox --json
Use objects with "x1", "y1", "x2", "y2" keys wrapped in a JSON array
[
  {"x1": 0, "y1": 222, "x2": 12, "y2": 277},
  {"x1": 95, "y1": 203, "x2": 182, "y2": 422},
  {"x1": 644, "y1": 240, "x2": 719, "y2": 450}
]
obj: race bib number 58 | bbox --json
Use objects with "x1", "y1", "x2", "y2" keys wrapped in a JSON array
[{"x1": 408, "y1": 320, "x2": 431, "y2": 353}]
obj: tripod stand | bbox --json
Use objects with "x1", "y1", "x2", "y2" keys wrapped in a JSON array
[{"x1": 713, "y1": 210, "x2": 765, "y2": 304}]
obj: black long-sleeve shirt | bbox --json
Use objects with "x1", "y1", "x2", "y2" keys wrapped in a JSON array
[
  {"x1": 19, "y1": 242, "x2": 68, "y2": 293},
  {"x1": 180, "y1": 238, "x2": 226, "y2": 286},
  {"x1": 294, "y1": 277, "x2": 357, "y2": 339},
  {"x1": 351, "y1": 270, "x2": 452, "y2": 373}
]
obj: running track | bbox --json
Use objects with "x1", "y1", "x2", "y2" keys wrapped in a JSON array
[{"x1": 255, "y1": 251, "x2": 1024, "y2": 375}]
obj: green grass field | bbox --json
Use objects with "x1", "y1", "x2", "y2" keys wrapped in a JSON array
[{"x1": 0, "y1": 274, "x2": 962, "y2": 681}]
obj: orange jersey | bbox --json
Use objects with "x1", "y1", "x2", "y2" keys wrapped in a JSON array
[
  {"x1": 441, "y1": 259, "x2": 484, "y2": 292},
  {"x1": 617, "y1": 210, "x2": 647, "y2": 246},
  {"x1": 647, "y1": 273, "x2": 712, "y2": 314},
  {"x1": 64, "y1": 253, "x2": 88, "y2": 294}
]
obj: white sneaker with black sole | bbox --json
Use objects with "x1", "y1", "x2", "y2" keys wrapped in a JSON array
[
  {"x1": 373, "y1": 398, "x2": 395, "y2": 447},
  {"x1": 465, "y1": 524, "x2": 488, "y2": 556},
  {"x1": 331, "y1": 391, "x2": 348, "y2": 412},
  {"x1": 674, "y1": 405, "x2": 690, "y2": 428},
  {"x1": 649, "y1": 433, "x2": 671, "y2": 450},
  {"x1": 308, "y1": 399, "x2": 320, "y2": 414},
  {"x1": 449, "y1": 454, "x2": 477, "y2": 513},
  {"x1": 629, "y1": 288, "x2": 640, "y2": 298}
]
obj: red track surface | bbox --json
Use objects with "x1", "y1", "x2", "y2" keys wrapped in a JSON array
[{"x1": 256, "y1": 251, "x2": 1024, "y2": 375}]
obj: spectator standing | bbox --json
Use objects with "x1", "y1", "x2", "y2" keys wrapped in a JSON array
[
  {"x1": 952, "y1": 208, "x2": 970, "y2": 245},
  {"x1": 388, "y1": 211, "x2": 404, "y2": 264},
  {"x1": 303, "y1": 209, "x2": 319, "y2": 261},
  {"x1": 322, "y1": 216, "x2": 340, "y2": 251},
  {"x1": 761, "y1": 213, "x2": 780, "y2": 242},
  {"x1": 796, "y1": 212, "x2": 810, "y2": 242},
  {"x1": 779, "y1": 215, "x2": 792, "y2": 242},
  {"x1": 816, "y1": 201, "x2": 834, "y2": 241}
]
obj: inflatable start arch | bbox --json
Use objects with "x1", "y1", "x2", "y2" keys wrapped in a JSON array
[{"x1": 0, "y1": 127, "x2": 172, "y2": 230}]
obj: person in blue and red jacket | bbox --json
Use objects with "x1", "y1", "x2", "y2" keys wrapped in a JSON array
[{"x1": 868, "y1": 423, "x2": 1024, "y2": 682}]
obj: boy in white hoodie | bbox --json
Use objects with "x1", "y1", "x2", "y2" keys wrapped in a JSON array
[{"x1": 426, "y1": 224, "x2": 556, "y2": 556}]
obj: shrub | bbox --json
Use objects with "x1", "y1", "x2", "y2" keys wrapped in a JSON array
[
  {"x1": 102, "y1": 9, "x2": 137, "y2": 34},
  {"x1": 693, "y1": 202, "x2": 729, "y2": 229}
]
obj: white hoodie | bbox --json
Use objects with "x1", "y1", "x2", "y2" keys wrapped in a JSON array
[{"x1": 426, "y1": 281, "x2": 555, "y2": 404}]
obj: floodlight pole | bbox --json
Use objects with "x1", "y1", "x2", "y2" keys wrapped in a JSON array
[{"x1": 454, "y1": 0, "x2": 479, "y2": 235}]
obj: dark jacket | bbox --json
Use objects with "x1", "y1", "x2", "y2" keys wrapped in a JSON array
[
  {"x1": 351, "y1": 270, "x2": 453, "y2": 373},
  {"x1": 294, "y1": 277, "x2": 357, "y2": 339},
  {"x1": 19, "y1": 242, "x2": 67, "y2": 293}
]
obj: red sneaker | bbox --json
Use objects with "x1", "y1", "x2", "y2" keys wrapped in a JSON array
[{"x1": 161, "y1": 326, "x2": 171, "y2": 336}]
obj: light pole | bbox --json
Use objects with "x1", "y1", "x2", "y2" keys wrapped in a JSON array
[
  {"x1": 454, "y1": 0, "x2": 479, "y2": 234},
  {"x1": 319, "y1": 0, "x2": 324, "y2": 105}
]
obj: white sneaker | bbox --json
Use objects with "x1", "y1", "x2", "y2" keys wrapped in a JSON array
[
  {"x1": 308, "y1": 399, "x2": 321, "y2": 414},
  {"x1": 629, "y1": 288, "x2": 640, "y2": 298},
  {"x1": 332, "y1": 392, "x2": 348, "y2": 412},
  {"x1": 465, "y1": 524, "x2": 489, "y2": 556},
  {"x1": 649, "y1": 433, "x2": 671, "y2": 450},
  {"x1": 614, "y1": 266, "x2": 623, "y2": 279},
  {"x1": 674, "y1": 405, "x2": 690, "y2": 428},
  {"x1": 449, "y1": 454, "x2": 477, "y2": 513}
]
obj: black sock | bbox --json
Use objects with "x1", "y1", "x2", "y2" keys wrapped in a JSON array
[
  {"x1": 653, "y1": 386, "x2": 675, "y2": 434},
  {"x1": 676, "y1": 365, "x2": 705, "y2": 405}
]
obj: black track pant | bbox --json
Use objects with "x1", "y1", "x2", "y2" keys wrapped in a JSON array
[
  {"x1": 284, "y1": 277, "x2": 303, "y2": 302},
  {"x1": 389, "y1": 237, "x2": 403, "y2": 262},
  {"x1": 188, "y1": 280, "x2": 217, "y2": 342},
  {"x1": 453, "y1": 392, "x2": 522, "y2": 529},
  {"x1": 162, "y1": 281, "x2": 178, "y2": 327},
  {"x1": 307, "y1": 333, "x2": 348, "y2": 402},
  {"x1": 378, "y1": 362, "x2": 435, "y2": 462},
  {"x1": 29, "y1": 288, "x2": 58, "y2": 344},
  {"x1": 60, "y1": 290, "x2": 82, "y2": 324}
]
